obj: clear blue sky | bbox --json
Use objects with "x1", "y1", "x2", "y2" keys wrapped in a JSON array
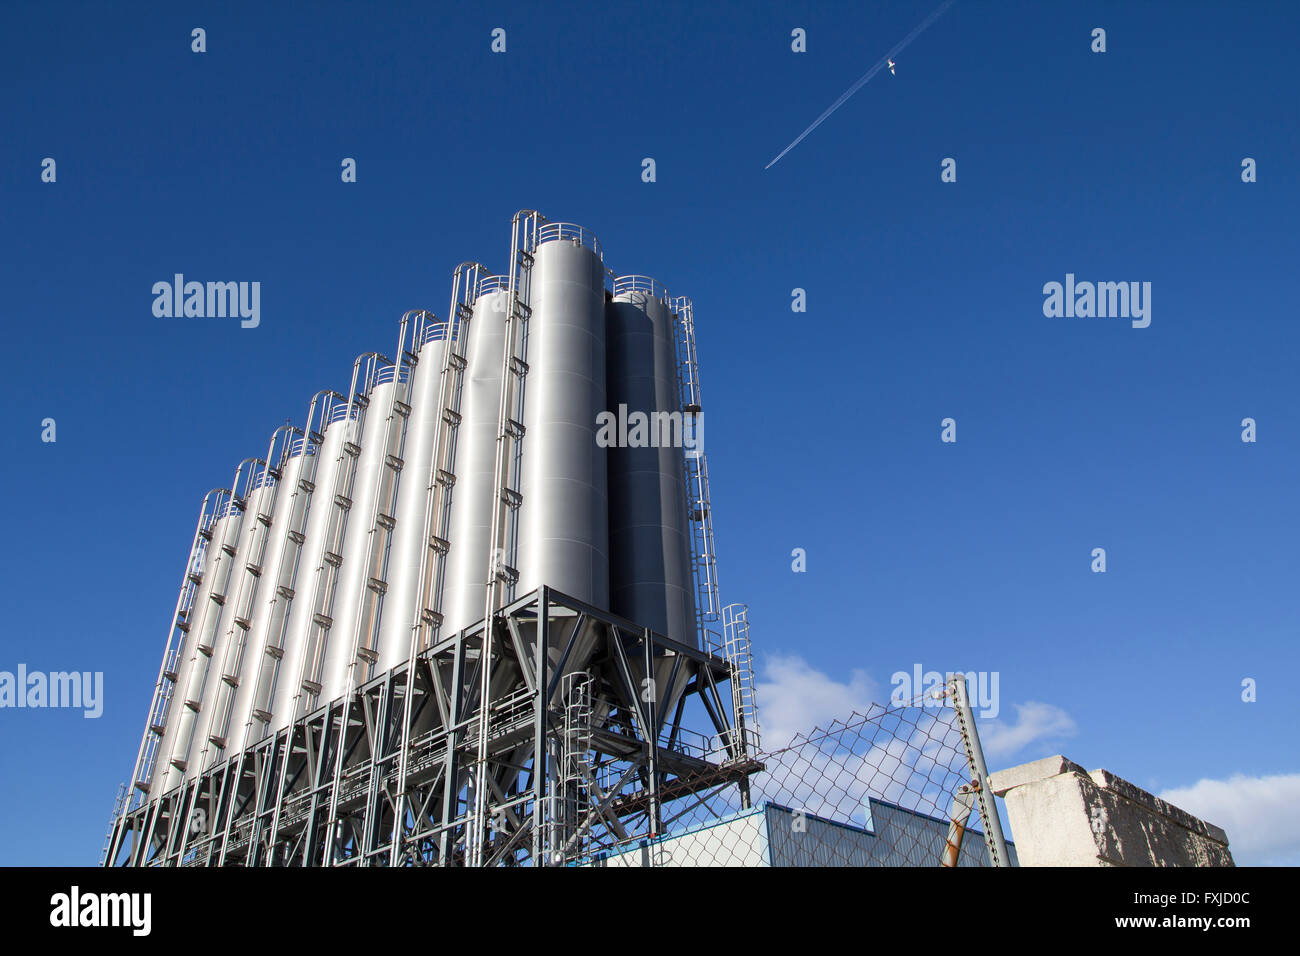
[{"x1": 1, "y1": 1, "x2": 1297, "y2": 865}]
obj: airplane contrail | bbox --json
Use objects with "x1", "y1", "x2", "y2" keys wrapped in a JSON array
[{"x1": 765, "y1": 0, "x2": 956, "y2": 170}]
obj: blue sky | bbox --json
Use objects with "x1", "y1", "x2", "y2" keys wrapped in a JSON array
[{"x1": 1, "y1": 0, "x2": 1297, "y2": 865}]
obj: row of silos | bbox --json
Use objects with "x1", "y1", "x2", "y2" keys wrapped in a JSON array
[{"x1": 143, "y1": 218, "x2": 698, "y2": 800}]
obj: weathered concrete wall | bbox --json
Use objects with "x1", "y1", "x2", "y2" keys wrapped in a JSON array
[{"x1": 989, "y1": 755, "x2": 1234, "y2": 867}]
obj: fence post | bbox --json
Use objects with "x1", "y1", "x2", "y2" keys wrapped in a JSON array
[{"x1": 948, "y1": 675, "x2": 1011, "y2": 867}]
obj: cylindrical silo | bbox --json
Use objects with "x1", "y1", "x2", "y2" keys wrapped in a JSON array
[
  {"x1": 228, "y1": 440, "x2": 309, "y2": 753},
  {"x1": 322, "y1": 375, "x2": 401, "y2": 705},
  {"x1": 190, "y1": 457, "x2": 280, "y2": 773},
  {"x1": 376, "y1": 322, "x2": 451, "y2": 671},
  {"x1": 156, "y1": 498, "x2": 245, "y2": 793},
  {"x1": 176, "y1": 458, "x2": 265, "y2": 781},
  {"x1": 271, "y1": 415, "x2": 351, "y2": 732},
  {"x1": 442, "y1": 286, "x2": 510, "y2": 634},
  {"x1": 149, "y1": 489, "x2": 228, "y2": 798},
  {"x1": 606, "y1": 283, "x2": 697, "y2": 647},
  {"x1": 514, "y1": 237, "x2": 609, "y2": 610}
]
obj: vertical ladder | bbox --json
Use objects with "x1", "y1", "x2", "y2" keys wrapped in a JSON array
[
  {"x1": 124, "y1": 488, "x2": 226, "y2": 809},
  {"x1": 297, "y1": 358, "x2": 384, "y2": 714},
  {"x1": 671, "y1": 296, "x2": 721, "y2": 639},
  {"x1": 388, "y1": 270, "x2": 481, "y2": 865},
  {"x1": 557, "y1": 671, "x2": 593, "y2": 860},
  {"x1": 201, "y1": 450, "x2": 276, "y2": 767},
  {"x1": 468, "y1": 209, "x2": 541, "y2": 866},
  {"x1": 719, "y1": 603, "x2": 759, "y2": 757},
  {"x1": 324, "y1": 338, "x2": 413, "y2": 865},
  {"x1": 240, "y1": 394, "x2": 333, "y2": 749},
  {"x1": 265, "y1": 383, "x2": 369, "y2": 860},
  {"x1": 98, "y1": 782, "x2": 128, "y2": 866}
]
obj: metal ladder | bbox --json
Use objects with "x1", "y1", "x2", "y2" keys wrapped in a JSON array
[
  {"x1": 324, "y1": 335, "x2": 415, "y2": 865},
  {"x1": 98, "y1": 782, "x2": 128, "y2": 866},
  {"x1": 123, "y1": 489, "x2": 225, "y2": 809},
  {"x1": 719, "y1": 603, "x2": 760, "y2": 757},
  {"x1": 388, "y1": 271, "x2": 482, "y2": 865},
  {"x1": 671, "y1": 295, "x2": 721, "y2": 639},
  {"x1": 467, "y1": 210, "x2": 541, "y2": 867},
  {"x1": 556, "y1": 671, "x2": 594, "y2": 861}
]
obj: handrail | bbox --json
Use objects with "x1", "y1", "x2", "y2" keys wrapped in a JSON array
[
  {"x1": 536, "y1": 221, "x2": 602, "y2": 260},
  {"x1": 419, "y1": 318, "x2": 458, "y2": 344},
  {"x1": 475, "y1": 273, "x2": 511, "y2": 298},
  {"x1": 327, "y1": 399, "x2": 362, "y2": 425},
  {"x1": 613, "y1": 274, "x2": 670, "y2": 302}
]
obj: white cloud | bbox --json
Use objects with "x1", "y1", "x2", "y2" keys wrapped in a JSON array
[
  {"x1": 755, "y1": 655, "x2": 1077, "y2": 763},
  {"x1": 1159, "y1": 773, "x2": 1300, "y2": 866},
  {"x1": 754, "y1": 653, "x2": 878, "y2": 749},
  {"x1": 979, "y1": 701, "x2": 1077, "y2": 761}
]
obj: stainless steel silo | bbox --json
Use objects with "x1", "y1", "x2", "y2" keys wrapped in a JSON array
[
  {"x1": 323, "y1": 368, "x2": 404, "y2": 705},
  {"x1": 119, "y1": 211, "x2": 743, "y2": 867},
  {"x1": 149, "y1": 489, "x2": 229, "y2": 798},
  {"x1": 158, "y1": 481, "x2": 247, "y2": 792},
  {"x1": 227, "y1": 433, "x2": 311, "y2": 753},
  {"x1": 606, "y1": 281, "x2": 697, "y2": 648},
  {"x1": 191, "y1": 453, "x2": 281, "y2": 773},
  {"x1": 376, "y1": 315, "x2": 453, "y2": 672},
  {"x1": 270, "y1": 408, "x2": 352, "y2": 732},
  {"x1": 514, "y1": 235, "x2": 610, "y2": 610},
  {"x1": 176, "y1": 458, "x2": 263, "y2": 781},
  {"x1": 441, "y1": 285, "x2": 510, "y2": 635}
]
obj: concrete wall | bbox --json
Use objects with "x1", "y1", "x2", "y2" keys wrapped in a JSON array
[{"x1": 989, "y1": 755, "x2": 1234, "y2": 867}]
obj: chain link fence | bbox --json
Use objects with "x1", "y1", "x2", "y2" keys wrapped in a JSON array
[{"x1": 579, "y1": 688, "x2": 1013, "y2": 867}]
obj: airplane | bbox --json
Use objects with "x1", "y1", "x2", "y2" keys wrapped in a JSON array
[{"x1": 888, "y1": 58, "x2": 896, "y2": 75}]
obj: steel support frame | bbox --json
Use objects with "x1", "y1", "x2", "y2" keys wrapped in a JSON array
[{"x1": 104, "y1": 587, "x2": 754, "y2": 867}]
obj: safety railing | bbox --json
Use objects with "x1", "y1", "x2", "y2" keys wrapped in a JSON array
[
  {"x1": 374, "y1": 362, "x2": 407, "y2": 386},
  {"x1": 612, "y1": 274, "x2": 670, "y2": 302},
  {"x1": 419, "y1": 315, "x2": 460, "y2": 345},
  {"x1": 287, "y1": 436, "x2": 318, "y2": 459},
  {"x1": 537, "y1": 221, "x2": 602, "y2": 260},
  {"x1": 476, "y1": 273, "x2": 511, "y2": 298},
  {"x1": 327, "y1": 400, "x2": 362, "y2": 425}
]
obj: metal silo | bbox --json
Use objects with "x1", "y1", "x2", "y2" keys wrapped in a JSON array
[
  {"x1": 175, "y1": 458, "x2": 264, "y2": 782},
  {"x1": 226, "y1": 427, "x2": 311, "y2": 753},
  {"x1": 514, "y1": 231, "x2": 610, "y2": 610},
  {"x1": 157, "y1": 459, "x2": 254, "y2": 791},
  {"x1": 270, "y1": 396, "x2": 354, "y2": 733},
  {"x1": 148, "y1": 487, "x2": 229, "y2": 798},
  {"x1": 376, "y1": 309, "x2": 457, "y2": 671},
  {"x1": 191, "y1": 447, "x2": 284, "y2": 773},
  {"x1": 240, "y1": 391, "x2": 335, "y2": 745},
  {"x1": 322, "y1": 354, "x2": 406, "y2": 705},
  {"x1": 108, "y1": 210, "x2": 753, "y2": 870},
  {"x1": 442, "y1": 282, "x2": 510, "y2": 635},
  {"x1": 606, "y1": 278, "x2": 697, "y2": 647}
]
